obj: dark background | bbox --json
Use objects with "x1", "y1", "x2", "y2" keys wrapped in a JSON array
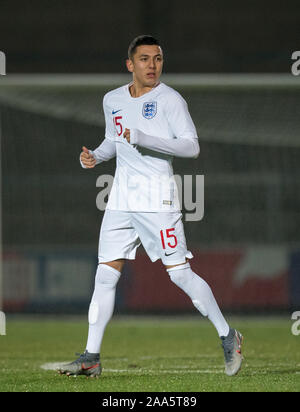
[
  {"x1": 1, "y1": 0, "x2": 299, "y2": 73},
  {"x1": 1, "y1": 0, "x2": 300, "y2": 313}
]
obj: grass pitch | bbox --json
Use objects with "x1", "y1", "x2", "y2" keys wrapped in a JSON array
[{"x1": 0, "y1": 315, "x2": 299, "y2": 392}]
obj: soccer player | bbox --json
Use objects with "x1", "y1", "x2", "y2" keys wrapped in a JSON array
[{"x1": 59, "y1": 35, "x2": 243, "y2": 378}]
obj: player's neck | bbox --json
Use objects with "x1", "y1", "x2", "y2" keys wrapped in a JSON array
[{"x1": 129, "y1": 81, "x2": 160, "y2": 98}]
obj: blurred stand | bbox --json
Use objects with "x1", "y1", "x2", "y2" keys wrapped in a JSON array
[{"x1": 0, "y1": 0, "x2": 300, "y2": 74}]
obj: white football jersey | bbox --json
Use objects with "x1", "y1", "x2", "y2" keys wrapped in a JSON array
[{"x1": 103, "y1": 82, "x2": 198, "y2": 212}]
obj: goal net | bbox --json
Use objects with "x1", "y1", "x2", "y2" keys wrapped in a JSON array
[{"x1": 0, "y1": 73, "x2": 299, "y2": 313}]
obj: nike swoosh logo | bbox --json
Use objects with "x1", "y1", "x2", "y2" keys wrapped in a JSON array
[
  {"x1": 81, "y1": 363, "x2": 100, "y2": 371},
  {"x1": 112, "y1": 109, "x2": 122, "y2": 115},
  {"x1": 165, "y1": 251, "x2": 176, "y2": 256}
]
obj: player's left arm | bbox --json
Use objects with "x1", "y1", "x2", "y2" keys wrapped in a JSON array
[
  {"x1": 125, "y1": 129, "x2": 199, "y2": 158},
  {"x1": 123, "y1": 93, "x2": 200, "y2": 158}
]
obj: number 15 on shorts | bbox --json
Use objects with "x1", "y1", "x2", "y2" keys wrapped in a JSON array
[{"x1": 160, "y1": 228, "x2": 178, "y2": 249}]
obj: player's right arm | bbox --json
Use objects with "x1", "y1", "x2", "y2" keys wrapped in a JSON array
[
  {"x1": 80, "y1": 146, "x2": 96, "y2": 168},
  {"x1": 80, "y1": 139, "x2": 116, "y2": 169},
  {"x1": 80, "y1": 93, "x2": 117, "y2": 169}
]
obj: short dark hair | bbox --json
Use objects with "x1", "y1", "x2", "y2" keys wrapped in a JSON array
[{"x1": 128, "y1": 35, "x2": 161, "y2": 59}]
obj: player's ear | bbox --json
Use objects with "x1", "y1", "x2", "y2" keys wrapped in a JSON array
[{"x1": 126, "y1": 58, "x2": 134, "y2": 73}]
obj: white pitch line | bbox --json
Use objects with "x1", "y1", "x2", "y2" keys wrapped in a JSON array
[
  {"x1": 40, "y1": 362, "x2": 70, "y2": 371},
  {"x1": 40, "y1": 362, "x2": 223, "y2": 374},
  {"x1": 40, "y1": 354, "x2": 217, "y2": 371},
  {"x1": 103, "y1": 368, "x2": 223, "y2": 374},
  {"x1": 139, "y1": 354, "x2": 217, "y2": 360}
]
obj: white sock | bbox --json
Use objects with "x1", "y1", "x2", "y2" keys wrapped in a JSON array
[
  {"x1": 86, "y1": 263, "x2": 121, "y2": 354},
  {"x1": 167, "y1": 263, "x2": 230, "y2": 337}
]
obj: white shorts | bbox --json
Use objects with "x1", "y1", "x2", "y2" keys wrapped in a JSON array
[{"x1": 98, "y1": 210, "x2": 193, "y2": 266}]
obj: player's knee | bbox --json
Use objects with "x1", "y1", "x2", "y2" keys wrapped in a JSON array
[
  {"x1": 89, "y1": 264, "x2": 121, "y2": 325},
  {"x1": 168, "y1": 271, "x2": 186, "y2": 288},
  {"x1": 166, "y1": 262, "x2": 192, "y2": 287},
  {"x1": 95, "y1": 263, "x2": 121, "y2": 288},
  {"x1": 101, "y1": 259, "x2": 125, "y2": 273}
]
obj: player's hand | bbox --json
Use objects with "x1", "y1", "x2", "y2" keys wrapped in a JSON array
[
  {"x1": 80, "y1": 146, "x2": 96, "y2": 168},
  {"x1": 123, "y1": 128, "x2": 130, "y2": 143}
]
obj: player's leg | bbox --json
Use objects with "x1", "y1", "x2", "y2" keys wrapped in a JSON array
[
  {"x1": 167, "y1": 262, "x2": 243, "y2": 376},
  {"x1": 84, "y1": 210, "x2": 140, "y2": 356},
  {"x1": 85, "y1": 260, "x2": 124, "y2": 354},
  {"x1": 59, "y1": 259, "x2": 124, "y2": 377},
  {"x1": 166, "y1": 261, "x2": 230, "y2": 337},
  {"x1": 133, "y1": 211, "x2": 230, "y2": 335},
  {"x1": 59, "y1": 210, "x2": 140, "y2": 377},
  {"x1": 132, "y1": 211, "x2": 243, "y2": 376},
  {"x1": 165, "y1": 264, "x2": 243, "y2": 375},
  {"x1": 102, "y1": 259, "x2": 125, "y2": 273}
]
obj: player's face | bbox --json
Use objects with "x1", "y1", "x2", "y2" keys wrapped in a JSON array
[{"x1": 127, "y1": 45, "x2": 163, "y2": 88}]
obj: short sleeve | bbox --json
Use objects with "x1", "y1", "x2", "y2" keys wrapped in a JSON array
[
  {"x1": 103, "y1": 94, "x2": 115, "y2": 141},
  {"x1": 164, "y1": 92, "x2": 198, "y2": 140}
]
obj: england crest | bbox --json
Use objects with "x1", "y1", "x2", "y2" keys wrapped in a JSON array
[{"x1": 142, "y1": 101, "x2": 157, "y2": 119}]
